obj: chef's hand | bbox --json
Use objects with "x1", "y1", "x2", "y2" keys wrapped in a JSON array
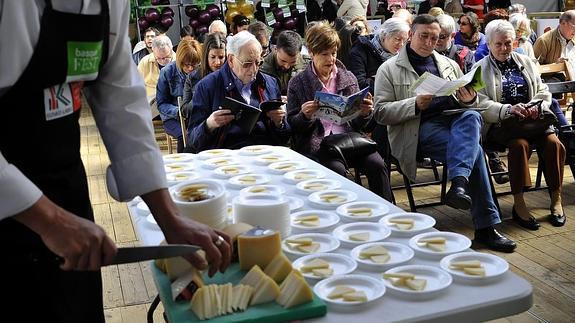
[
  {"x1": 266, "y1": 108, "x2": 286, "y2": 128},
  {"x1": 142, "y1": 189, "x2": 232, "y2": 277},
  {"x1": 456, "y1": 86, "x2": 476, "y2": 104},
  {"x1": 206, "y1": 109, "x2": 234, "y2": 131},
  {"x1": 359, "y1": 93, "x2": 374, "y2": 117},
  {"x1": 14, "y1": 195, "x2": 117, "y2": 271},
  {"x1": 301, "y1": 100, "x2": 319, "y2": 119}
]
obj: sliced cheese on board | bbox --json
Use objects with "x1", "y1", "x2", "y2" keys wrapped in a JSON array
[{"x1": 264, "y1": 252, "x2": 293, "y2": 284}]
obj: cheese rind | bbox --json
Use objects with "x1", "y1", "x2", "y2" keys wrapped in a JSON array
[{"x1": 238, "y1": 228, "x2": 281, "y2": 270}]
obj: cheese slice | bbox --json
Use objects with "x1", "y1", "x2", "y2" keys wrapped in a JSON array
[
  {"x1": 347, "y1": 207, "x2": 373, "y2": 216},
  {"x1": 249, "y1": 186, "x2": 267, "y2": 193},
  {"x1": 388, "y1": 218, "x2": 414, "y2": 225},
  {"x1": 359, "y1": 245, "x2": 389, "y2": 258},
  {"x1": 296, "y1": 242, "x2": 320, "y2": 253},
  {"x1": 327, "y1": 285, "x2": 356, "y2": 299},
  {"x1": 348, "y1": 232, "x2": 370, "y2": 241},
  {"x1": 312, "y1": 268, "x2": 333, "y2": 278},
  {"x1": 231, "y1": 285, "x2": 242, "y2": 311},
  {"x1": 320, "y1": 194, "x2": 339, "y2": 200},
  {"x1": 300, "y1": 258, "x2": 330, "y2": 272},
  {"x1": 264, "y1": 253, "x2": 293, "y2": 284},
  {"x1": 405, "y1": 278, "x2": 427, "y2": 291},
  {"x1": 342, "y1": 291, "x2": 368, "y2": 302},
  {"x1": 383, "y1": 272, "x2": 416, "y2": 279},
  {"x1": 449, "y1": 260, "x2": 482, "y2": 269},
  {"x1": 395, "y1": 223, "x2": 414, "y2": 230},
  {"x1": 238, "y1": 228, "x2": 281, "y2": 270},
  {"x1": 390, "y1": 277, "x2": 409, "y2": 287},
  {"x1": 277, "y1": 270, "x2": 314, "y2": 308},
  {"x1": 294, "y1": 215, "x2": 320, "y2": 222},
  {"x1": 329, "y1": 197, "x2": 347, "y2": 203},
  {"x1": 463, "y1": 267, "x2": 486, "y2": 277},
  {"x1": 419, "y1": 237, "x2": 447, "y2": 244},
  {"x1": 370, "y1": 254, "x2": 391, "y2": 264},
  {"x1": 425, "y1": 242, "x2": 446, "y2": 252},
  {"x1": 299, "y1": 219, "x2": 320, "y2": 227},
  {"x1": 239, "y1": 265, "x2": 266, "y2": 287},
  {"x1": 239, "y1": 285, "x2": 254, "y2": 311},
  {"x1": 190, "y1": 287, "x2": 206, "y2": 320},
  {"x1": 285, "y1": 238, "x2": 313, "y2": 246}
]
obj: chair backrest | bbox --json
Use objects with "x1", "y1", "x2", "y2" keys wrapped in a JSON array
[
  {"x1": 177, "y1": 96, "x2": 187, "y2": 148},
  {"x1": 539, "y1": 61, "x2": 573, "y2": 81}
]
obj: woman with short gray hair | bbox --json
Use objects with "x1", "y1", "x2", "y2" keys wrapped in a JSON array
[
  {"x1": 477, "y1": 19, "x2": 566, "y2": 230},
  {"x1": 509, "y1": 13, "x2": 535, "y2": 59}
]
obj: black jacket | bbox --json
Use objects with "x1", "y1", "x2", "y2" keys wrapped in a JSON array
[{"x1": 348, "y1": 35, "x2": 394, "y2": 94}]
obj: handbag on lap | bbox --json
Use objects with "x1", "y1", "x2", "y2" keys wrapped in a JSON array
[{"x1": 320, "y1": 132, "x2": 378, "y2": 168}]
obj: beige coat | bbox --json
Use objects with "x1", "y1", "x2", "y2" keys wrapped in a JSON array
[
  {"x1": 533, "y1": 27, "x2": 575, "y2": 65},
  {"x1": 337, "y1": 0, "x2": 368, "y2": 18},
  {"x1": 476, "y1": 52, "x2": 552, "y2": 129},
  {"x1": 137, "y1": 51, "x2": 176, "y2": 99},
  {"x1": 373, "y1": 46, "x2": 476, "y2": 181}
]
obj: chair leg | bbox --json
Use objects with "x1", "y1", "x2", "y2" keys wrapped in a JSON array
[
  {"x1": 402, "y1": 174, "x2": 417, "y2": 212},
  {"x1": 484, "y1": 152, "x2": 502, "y2": 216},
  {"x1": 147, "y1": 294, "x2": 161, "y2": 323},
  {"x1": 430, "y1": 159, "x2": 441, "y2": 181},
  {"x1": 166, "y1": 135, "x2": 174, "y2": 154},
  {"x1": 439, "y1": 164, "x2": 448, "y2": 202},
  {"x1": 535, "y1": 158, "x2": 544, "y2": 188}
]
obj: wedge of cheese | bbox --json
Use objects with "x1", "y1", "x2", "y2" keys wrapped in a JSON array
[
  {"x1": 348, "y1": 232, "x2": 370, "y2": 241},
  {"x1": 425, "y1": 242, "x2": 446, "y2": 252},
  {"x1": 449, "y1": 260, "x2": 482, "y2": 269},
  {"x1": 342, "y1": 291, "x2": 368, "y2": 302},
  {"x1": 222, "y1": 222, "x2": 254, "y2": 263},
  {"x1": 249, "y1": 186, "x2": 267, "y2": 193},
  {"x1": 347, "y1": 207, "x2": 373, "y2": 216},
  {"x1": 296, "y1": 242, "x2": 320, "y2": 253},
  {"x1": 298, "y1": 219, "x2": 320, "y2": 227},
  {"x1": 463, "y1": 267, "x2": 486, "y2": 277},
  {"x1": 285, "y1": 238, "x2": 314, "y2": 246},
  {"x1": 312, "y1": 268, "x2": 334, "y2": 278},
  {"x1": 383, "y1": 272, "x2": 416, "y2": 280},
  {"x1": 300, "y1": 258, "x2": 330, "y2": 273},
  {"x1": 405, "y1": 278, "x2": 427, "y2": 291},
  {"x1": 264, "y1": 253, "x2": 293, "y2": 284},
  {"x1": 359, "y1": 245, "x2": 389, "y2": 259},
  {"x1": 277, "y1": 270, "x2": 314, "y2": 308},
  {"x1": 395, "y1": 223, "x2": 414, "y2": 230},
  {"x1": 419, "y1": 237, "x2": 447, "y2": 244},
  {"x1": 238, "y1": 228, "x2": 281, "y2": 270},
  {"x1": 239, "y1": 265, "x2": 280, "y2": 305},
  {"x1": 327, "y1": 285, "x2": 356, "y2": 299},
  {"x1": 294, "y1": 215, "x2": 320, "y2": 223},
  {"x1": 370, "y1": 254, "x2": 391, "y2": 264}
]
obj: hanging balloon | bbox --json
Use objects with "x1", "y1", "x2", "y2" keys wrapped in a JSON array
[
  {"x1": 161, "y1": 7, "x2": 175, "y2": 17},
  {"x1": 198, "y1": 10, "x2": 212, "y2": 24},
  {"x1": 282, "y1": 18, "x2": 296, "y2": 30},
  {"x1": 272, "y1": 21, "x2": 282, "y2": 30},
  {"x1": 189, "y1": 18, "x2": 201, "y2": 29},
  {"x1": 273, "y1": 8, "x2": 284, "y2": 21},
  {"x1": 145, "y1": 8, "x2": 161, "y2": 22},
  {"x1": 138, "y1": 16, "x2": 150, "y2": 30},
  {"x1": 225, "y1": 10, "x2": 241, "y2": 24},
  {"x1": 291, "y1": 8, "x2": 299, "y2": 18},
  {"x1": 238, "y1": 3, "x2": 255, "y2": 15},
  {"x1": 206, "y1": 4, "x2": 221, "y2": 18},
  {"x1": 151, "y1": 0, "x2": 162, "y2": 5},
  {"x1": 197, "y1": 25, "x2": 209, "y2": 35},
  {"x1": 161, "y1": 15, "x2": 174, "y2": 28},
  {"x1": 185, "y1": 5, "x2": 200, "y2": 18}
]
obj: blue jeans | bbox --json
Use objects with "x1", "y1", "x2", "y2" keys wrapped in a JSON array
[{"x1": 418, "y1": 110, "x2": 501, "y2": 229}]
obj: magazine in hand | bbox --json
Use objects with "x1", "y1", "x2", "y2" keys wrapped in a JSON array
[
  {"x1": 314, "y1": 87, "x2": 370, "y2": 125},
  {"x1": 222, "y1": 97, "x2": 285, "y2": 133},
  {"x1": 409, "y1": 65, "x2": 485, "y2": 97}
]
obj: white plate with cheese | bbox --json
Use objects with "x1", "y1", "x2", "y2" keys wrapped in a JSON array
[
  {"x1": 203, "y1": 157, "x2": 241, "y2": 169},
  {"x1": 239, "y1": 185, "x2": 286, "y2": 196},
  {"x1": 382, "y1": 265, "x2": 452, "y2": 299},
  {"x1": 291, "y1": 210, "x2": 340, "y2": 232},
  {"x1": 333, "y1": 222, "x2": 391, "y2": 247},
  {"x1": 314, "y1": 274, "x2": 386, "y2": 308},
  {"x1": 283, "y1": 169, "x2": 326, "y2": 184},
  {"x1": 238, "y1": 145, "x2": 273, "y2": 155},
  {"x1": 197, "y1": 149, "x2": 233, "y2": 160},
  {"x1": 213, "y1": 165, "x2": 252, "y2": 178},
  {"x1": 228, "y1": 174, "x2": 271, "y2": 188},
  {"x1": 166, "y1": 171, "x2": 200, "y2": 186},
  {"x1": 164, "y1": 162, "x2": 194, "y2": 173},
  {"x1": 337, "y1": 201, "x2": 390, "y2": 222},
  {"x1": 409, "y1": 231, "x2": 472, "y2": 259},
  {"x1": 162, "y1": 153, "x2": 194, "y2": 163},
  {"x1": 351, "y1": 242, "x2": 415, "y2": 270},
  {"x1": 439, "y1": 252, "x2": 509, "y2": 283},
  {"x1": 282, "y1": 233, "x2": 340, "y2": 258},
  {"x1": 379, "y1": 212, "x2": 436, "y2": 236},
  {"x1": 268, "y1": 161, "x2": 307, "y2": 174},
  {"x1": 296, "y1": 179, "x2": 342, "y2": 194},
  {"x1": 292, "y1": 253, "x2": 357, "y2": 282},
  {"x1": 253, "y1": 154, "x2": 289, "y2": 165},
  {"x1": 308, "y1": 190, "x2": 358, "y2": 209}
]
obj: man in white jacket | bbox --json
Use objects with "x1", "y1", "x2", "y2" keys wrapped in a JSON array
[{"x1": 337, "y1": 0, "x2": 369, "y2": 18}]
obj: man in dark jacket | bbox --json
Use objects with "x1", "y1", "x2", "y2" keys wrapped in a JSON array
[
  {"x1": 187, "y1": 31, "x2": 290, "y2": 152},
  {"x1": 260, "y1": 30, "x2": 307, "y2": 96}
]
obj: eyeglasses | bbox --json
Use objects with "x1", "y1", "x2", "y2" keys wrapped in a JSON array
[
  {"x1": 416, "y1": 32, "x2": 439, "y2": 43},
  {"x1": 458, "y1": 21, "x2": 469, "y2": 26},
  {"x1": 235, "y1": 56, "x2": 264, "y2": 69},
  {"x1": 155, "y1": 55, "x2": 172, "y2": 63},
  {"x1": 438, "y1": 33, "x2": 449, "y2": 40}
]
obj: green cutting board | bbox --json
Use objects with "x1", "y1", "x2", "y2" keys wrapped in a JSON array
[{"x1": 151, "y1": 263, "x2": 327, "y2": 322}]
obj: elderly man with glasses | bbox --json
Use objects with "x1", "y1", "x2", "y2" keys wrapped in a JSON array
[
  {"x1": 534, "y1": 10, "x2": 575, "y2": 78},
  {"x1": 187, "y1": 31, "x2": 290, "y2": 152},
  {"x1": 374, "y1": 14, "x2": 517, "y2": 253},
  {"x1": 137, "y1": 35, "x2": 176, "y2": 118}
]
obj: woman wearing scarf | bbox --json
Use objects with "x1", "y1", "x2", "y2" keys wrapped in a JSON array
[{"x1": 454, "y1": 12, "x2": 486, "y2": 52}]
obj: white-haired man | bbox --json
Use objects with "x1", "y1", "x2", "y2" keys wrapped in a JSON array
[
  {"x1": 187, "y1": 31, "x2": 291, "y2": 152},
  {"x1": 208, "y1": 20, "x2": 227, "y2": 35}
]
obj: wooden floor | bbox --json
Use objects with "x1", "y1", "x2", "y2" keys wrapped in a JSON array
[{"x1": 78, "y1": 108, "x2": 575, "y2": 323}]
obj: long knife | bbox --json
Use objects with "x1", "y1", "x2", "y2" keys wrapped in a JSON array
[{"x1": 110, "y1": 245, "x2": 202, "y2": 265}]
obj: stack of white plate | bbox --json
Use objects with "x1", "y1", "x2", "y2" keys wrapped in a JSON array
[
  {"x1": 169, "y1": 179, "x2": 228, "y2": 229},
  {"x1": 232, "y1": 194, "x2": 291, "y2": 237}
]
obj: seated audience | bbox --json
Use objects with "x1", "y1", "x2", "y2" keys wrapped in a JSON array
[
  {"x1": 182, "y1": 32, "x2": 227, "y2": 118},
  {"x1": 473, "y1": 9, "x2": 509, "y2": 61},
  {"x1": 336, "y1": 0, "x2": 368, "y2": 19},
  {"x1": 454, "y1": 12, "x2": 485, "y2": 52},
  {"x1": 188, "y1": 31, "x2": 290, "y2": 151},
  {"x1": 348, "y1": 17, "x2": 409, "y2": 164},
  {"x1": 462, "y1": 0, "x2": 485, "y2": 20},
  {"x1": 287, "y1": 22, "x2": 392, "y2": 201},
  {"x1": 137, "y1": 35, "x2": 176, "y2": 118},
  {"x1": 156, "y1": 40, "x2": 202, "y2": 152},
  {"x1": 209, "y1": 20, "x2": 228, "y2": 35},
  {"x1": 534, "y1": 10, "x2": 575, "y2": 78},
  {"x1": 260, "y1": 30, "x2": 307, "y2": 96},
  {"x1": 477, "y1": 20, "x2": 566, "y2": 229},
  {"x1": 133, "y1": 27, "x2": 158, "y2": 65},
  {"x1": 350, "y1": 16, "x2": 371, "y2": 36},
  {"x1": 508, "y1": 4, "x2": 537, "y2": 44},
  {"x1": 248, "y1": 21, "x2": 271, "y2": 58},
  {"x1": 373, "y1": 14, "x2": 516, "y2": 252},
  {"x1": 428, "y1": 7, "x2": 445, "y2": 17},
  {"x1": 444, "y1": 0, "x2": 463, "y2": 14},
  {"x1": 509, "y1": 13, "x2": 535, "y2": 59},
  {"x1": 435, "y1": 14, "x2": 475, "y2": 73},
  {"x1": 393, "y1": 8, "x2": 414, "y2": 25},
  {"x1": 230, "y1": 15, "x2": 250, "y2": 37},
  {"x1": 173, "y1": 25, "x2": 196, "y2": 52},
  {"x1": 418, "y1": 0, "x2": 445, "y2": 15},
  {"x1": 337, "y1": 24, "x2": 362, "y2": 68}
]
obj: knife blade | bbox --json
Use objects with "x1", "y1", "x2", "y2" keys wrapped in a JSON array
[{"x1": 110, "y1": 245, "x2": 202, "y2": 265}]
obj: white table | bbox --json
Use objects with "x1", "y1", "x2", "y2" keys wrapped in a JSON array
[{"x1": 128, "y1": 146, "x2": 532, "y2": 323}]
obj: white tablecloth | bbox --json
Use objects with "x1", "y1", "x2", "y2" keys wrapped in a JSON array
[{"x1": 128, "y1": 146, "x2": 532, "y2": 323}]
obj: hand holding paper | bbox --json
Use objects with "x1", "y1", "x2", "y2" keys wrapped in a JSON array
[{"x1": 409, "y1": 66, "x2": 485, "y2": 97}]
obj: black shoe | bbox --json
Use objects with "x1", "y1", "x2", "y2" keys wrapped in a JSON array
[
  {"x1": 548, "y1": 212, "x2": 566, "y2": 227},
  {"x1": 445, "y1": 176, "x2": 471, "y2": 210},
  {"x1": 474, "y1": 226, "x2": 517, "y2": 253},
  {"x1": 512, "y1": 207, "x2": 540, "y2": 230},
  {"x1": 489, "y1": 158, "x2": 510, "y2": 184}
]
